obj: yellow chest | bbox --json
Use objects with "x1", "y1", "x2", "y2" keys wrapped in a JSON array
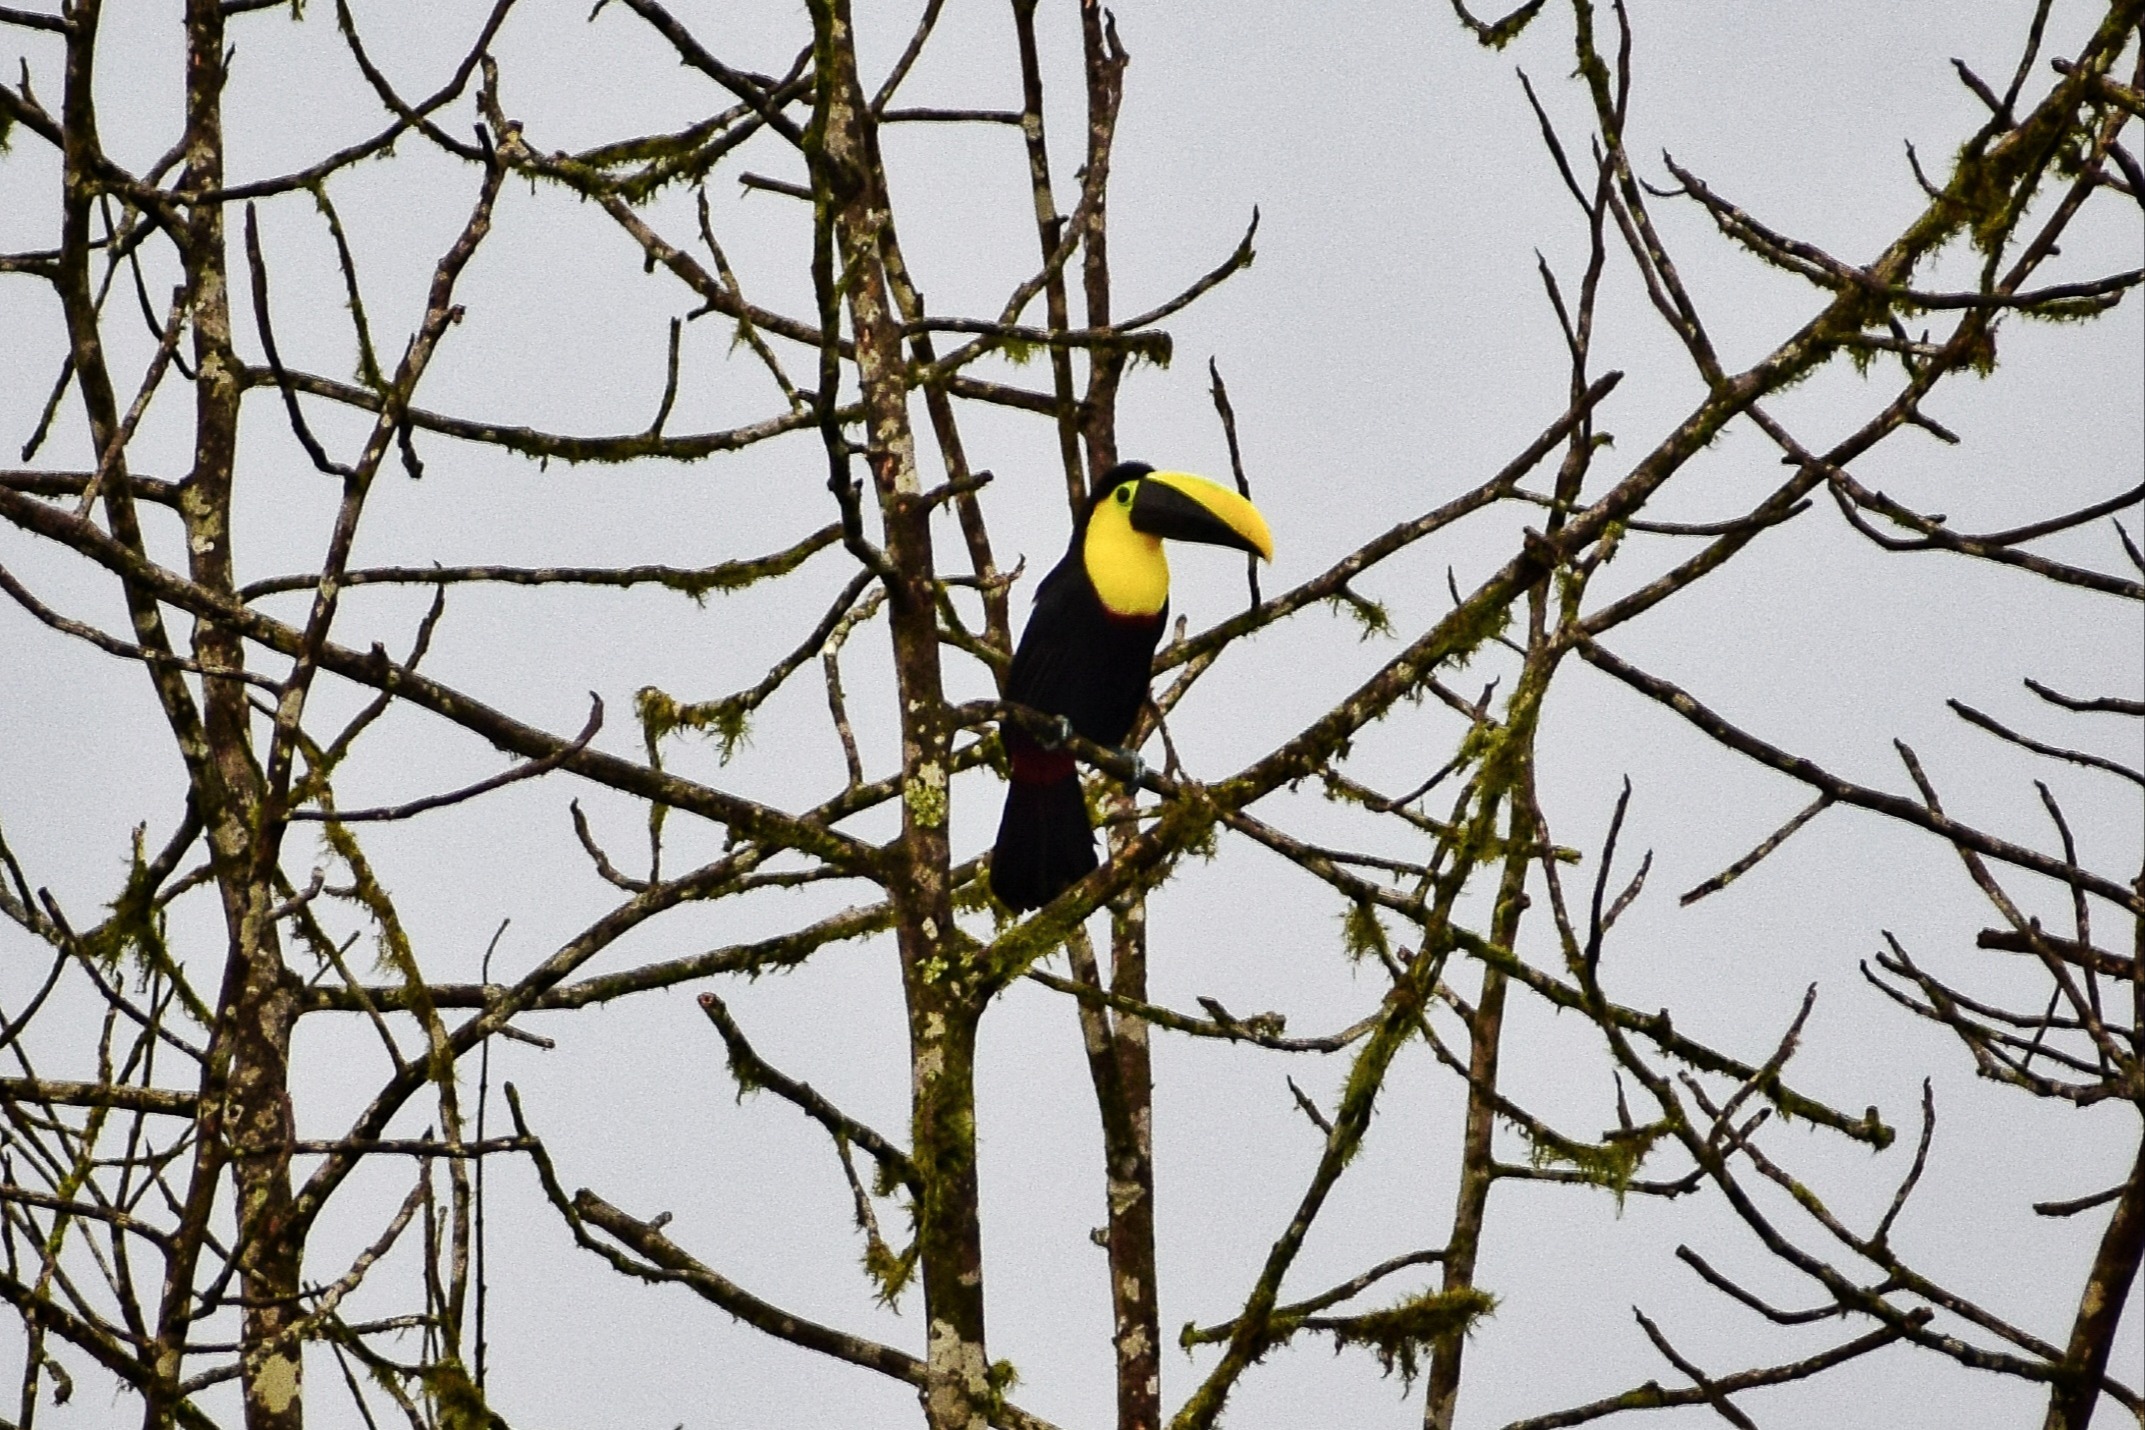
[{"x1": 1082, "y1": 498, "x2": 1170, "y2": 616}]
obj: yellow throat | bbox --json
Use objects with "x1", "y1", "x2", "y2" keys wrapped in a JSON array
[{"x1": 1082, "y1": 481, "x2": 1170, "y2": 617}]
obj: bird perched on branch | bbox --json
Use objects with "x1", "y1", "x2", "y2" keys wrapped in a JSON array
[{"x1": 989, "y1": 461, "x2": 1273, "y2": 912}]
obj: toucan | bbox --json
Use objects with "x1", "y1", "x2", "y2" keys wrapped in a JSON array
[{"x1": 988, "y1": 461, "x2": 1274, "y2": 912}]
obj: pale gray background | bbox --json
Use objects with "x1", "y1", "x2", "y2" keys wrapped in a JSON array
[{"x1": 2, "y1": 1, "x2": 2140, "y2": 1426}]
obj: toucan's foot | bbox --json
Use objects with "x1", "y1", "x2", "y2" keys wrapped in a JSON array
[
  {"x1": 1037, "y1": 714, "x2": 1074, "y2": 750},
  {"x1": 1108, "y1": 747, "x2": 1148, "y2": 784}
]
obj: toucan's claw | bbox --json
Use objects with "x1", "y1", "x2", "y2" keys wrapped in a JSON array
[
  {"x1": 1109, "y1": 747, "x2": 1148, "y2": 785},
  {"x1": 1037, "y1": 714, "x2": 1074, "y2": 750}
]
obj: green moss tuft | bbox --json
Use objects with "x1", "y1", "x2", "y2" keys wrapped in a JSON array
[
  {"x1": 83, "y1": 824, "x2": 173, "y2": 977},
  {"x1": 863, "y1": 1234, "x2": 919, "y2": 1306},
  {"x1": 1524, "y1": 1121, "x2": 1667, "y2": 1206},
  {"x1": 2018, "y1": 293, "x2": 2124, "y2": 324},
  {"x1": 420, "y1": 1358, "x2": 506, "y2": 1430},
  {"x1": 1441, "y1": 597, "x2": 1511, "y2": 672},
  {"x1": 637, "y1": 684, "x2": 753, "y2": 763},
  {"x1": 1313, "y1": 1285, "x2": 1499, "y2": 1387},
  {"x1": 1341, "y1": 899, "x2": 1391, "y2": 965},
  {"x1": 1325, "y1": 586, "x2": 1395, "y2": 641}
]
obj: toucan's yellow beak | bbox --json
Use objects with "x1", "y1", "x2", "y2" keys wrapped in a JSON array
[{"x1": 1130, "y1": 471, "x2": 1274, "y2": 561}]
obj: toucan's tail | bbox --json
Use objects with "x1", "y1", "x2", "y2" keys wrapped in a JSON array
[{"x1": 989, "y1": 774, "x2": 1096, "y2": 912}]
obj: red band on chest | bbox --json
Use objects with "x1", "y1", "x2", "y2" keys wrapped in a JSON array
[{"x1": 1009, "y1": 744, "x2": 1078, "y2": 784}]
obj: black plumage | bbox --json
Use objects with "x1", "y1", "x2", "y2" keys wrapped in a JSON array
[
  {"x1": 988, "y1": 460, "x2": 1271, "y2": 913},
  {"x1": 988, "y1": 471, "x2": 1166, "y2": 913},
  {"x1": 1004, "y1": 534, "x2": 1170, "y2": 755}
]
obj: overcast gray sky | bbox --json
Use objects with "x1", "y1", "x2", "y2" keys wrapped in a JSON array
[{"x1": 2, "y1": 1, "x2": 2140, "y2": 1426}]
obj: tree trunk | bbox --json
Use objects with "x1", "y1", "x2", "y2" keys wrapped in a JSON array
[
  {"x1": 807, "y1": 3, "x2": 987, "y2": 1424},
  {"x1": 2040, "y1": 1131, "x2": 2145, "y2": 1430}
]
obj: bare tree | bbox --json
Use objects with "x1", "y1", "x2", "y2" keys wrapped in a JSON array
[{"x1": 0, "y1": 1, "x2": 2137, "y2": 1429}]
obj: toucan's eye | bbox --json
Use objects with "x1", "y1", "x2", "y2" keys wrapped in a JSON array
[{"x1": 1115, "y1": 484, "x2": 1133, "y2": 505}]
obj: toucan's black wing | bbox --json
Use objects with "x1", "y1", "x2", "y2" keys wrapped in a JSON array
[
  {"x1": 992, "y1": 552, "x2": 1097, "y2": 911},
  {"x1": 1005, "y1": 551, "x2": 1163, "y2": 749},
  {"x1": 1004, "y1": 554, "x2": 1081, "y2": 711}
]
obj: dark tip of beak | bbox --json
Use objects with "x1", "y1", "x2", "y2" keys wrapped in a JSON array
[{"x1": 1129, "y1": 480, "x2": 1262, "y2": 555}]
